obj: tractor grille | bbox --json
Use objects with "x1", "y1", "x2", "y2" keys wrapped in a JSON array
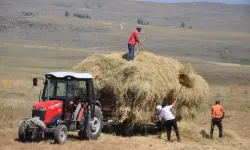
[{"x1": 32, "y1": 110, "x2": 46, "y2": 121}]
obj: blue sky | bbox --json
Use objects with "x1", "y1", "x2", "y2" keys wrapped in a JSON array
[{"x1": 136, "y1": 0, "x2": 250, "y2": 5}]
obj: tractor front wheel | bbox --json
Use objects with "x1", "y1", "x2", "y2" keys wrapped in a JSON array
[{"x1": 54, "y1": 124, "x2": 68, "y2": 144}]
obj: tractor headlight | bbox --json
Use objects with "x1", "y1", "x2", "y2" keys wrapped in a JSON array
[{"x1": 39, "y1": 107, "x2": 47, "y2": 111}]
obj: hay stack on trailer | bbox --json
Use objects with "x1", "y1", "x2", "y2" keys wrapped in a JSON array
[{"x1": 72, "y1": 51, "x2": 210, "y2": 124}]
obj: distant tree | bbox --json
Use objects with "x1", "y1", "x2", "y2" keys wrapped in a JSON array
[
  {"x1": 73, "y1": 13, "x2": 91, "y2": 19},
  {"x1": 86, "y1": 4, "x2": 91, "y2": 9},
  {"x1": 98, "y1": 3, "x2": 102, "y2": 8},
  {"x1": 137, "y1": 18, "x2": 143, "y2": 25},
  {"x1": 137, "y1": 18, "x2": 149, "y2": 25},
  {"x1": 181, "y1": 22, "x2": 185, "y2": 28},
  {"x1": 22, "y1": 12, "x2": 34, "y2": 16},
  {"x1": 86, "y1": 14, "x2": 91, "y2": 19},
  {"x1": 65, "y1": 11, "x2": 70, "y2": 17}
]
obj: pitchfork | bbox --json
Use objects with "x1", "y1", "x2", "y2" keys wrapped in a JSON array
[{"x1": 135, "y1": 38, "x2": 146, "y2": 56}]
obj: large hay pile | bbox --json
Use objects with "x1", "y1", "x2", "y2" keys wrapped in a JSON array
[{"x1": 72, "y1": 51, "x2": 209, "y2": 124}]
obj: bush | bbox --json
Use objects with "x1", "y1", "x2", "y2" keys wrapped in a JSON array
[
  {"x1": 189, "y1": 26, "x2": 192, "y2": 29},
  {"x1": 137, "y1": 18, "x2": 149, "y2": 25},
  {"x1": 98, "y1": 3, "x2": 102, "y2": 8},
  {"x1": 86, "y1": 4, "x2": 91, "y2": 9},
  {"x1": 85, "y1": 14, "x2": 91, "y2": 19},
  {"x1": 22, "y1": 12, "x2": 34, "y2": 16},
  {"x1": 181, "y1": 22, "x2": 185, "y2": 28},
  {"x1": 65, "y1": 11, "x2": 70, "y2": 17},
  {"x1": 73, "y1": 13, "x2": 91, "y2": 19}
]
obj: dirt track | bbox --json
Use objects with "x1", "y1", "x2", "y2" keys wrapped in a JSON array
[{"x1": 0, "y1": 128, "x2": 249, "y2": 150}]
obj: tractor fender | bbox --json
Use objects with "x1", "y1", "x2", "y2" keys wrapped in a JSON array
[
  {"x1": 57, "y1": 120, "x2": 69, "y2": 130},
  {"x1": 74, "y1": 102, "x2": 89, "y2": 121},
  {"x1": 74, "y1": 101, "x2": 102, "y2": 121}
]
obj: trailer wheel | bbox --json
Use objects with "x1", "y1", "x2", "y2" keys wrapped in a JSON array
[
  {"x1": 54, "y1": 124, "x2": 68, "y2": 144},
  {"x1": 78, "y1": 105, "x2": 103, "y2": 140}
]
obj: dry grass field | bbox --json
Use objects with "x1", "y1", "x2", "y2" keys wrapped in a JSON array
[
  {"x1": 1, "y1": 0, "x2": 250, "y2": 149},
  {"x1": 1, "y1": 37, "x2": 250, "y2": 149}
]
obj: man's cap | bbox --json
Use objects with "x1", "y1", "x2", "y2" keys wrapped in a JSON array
[
  {"x1": 156, "y1": 105, "x2": 162, "y2": 112},
  {"x1": 136, "y1": 27, "x2": 142, "y2": 31}
]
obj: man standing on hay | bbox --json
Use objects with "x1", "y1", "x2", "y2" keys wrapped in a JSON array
[
  {"x1": 127, "y1": 27, "x2": 141, "y2": 61},
  {"x1": 210, "y1": 100, "x2": 225, "y2": 139},
  {"x1": 156, "y1": 99, "x2": 181, "y2": 142}
]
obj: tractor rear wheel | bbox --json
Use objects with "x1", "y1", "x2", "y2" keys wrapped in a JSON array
[
  {"x1": 54, "y1": 124, "x2": 68, "y2": 144},
  {"x1": 78, "y1": 105, "x2": 103, "y2": 140}
]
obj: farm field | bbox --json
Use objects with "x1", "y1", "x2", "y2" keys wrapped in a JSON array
[{"x1": 0, "y1": 0, "x2": 250, "y2": 149}]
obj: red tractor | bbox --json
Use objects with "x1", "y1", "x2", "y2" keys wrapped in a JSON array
[{"x1": 18, "y1": 72, "x2": 103, "y2": 144}]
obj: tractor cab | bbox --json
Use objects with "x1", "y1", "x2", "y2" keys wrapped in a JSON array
[
  {"x1": 33, "y1": 72, "x2": 97, "y2": 123},
  {"x1": 19, "y1": 72, "x2": 103, "y2": 144}
]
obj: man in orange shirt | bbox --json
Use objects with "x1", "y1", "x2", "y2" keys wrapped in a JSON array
[
  {"x1": 127, "y1": 27, "x2": 141, "y2": 61},
  {"x1": 210, "y1": 100, "x2": 225, "y2": 138}
]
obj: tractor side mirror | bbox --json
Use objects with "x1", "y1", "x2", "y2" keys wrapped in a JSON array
[{"x1": 33, "y1": 78, "x2": 38, "y2": 86}]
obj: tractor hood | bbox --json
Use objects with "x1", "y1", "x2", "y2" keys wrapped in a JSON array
[{"x1": 33, "y1": 100, "x2": 62, "y2": 110}]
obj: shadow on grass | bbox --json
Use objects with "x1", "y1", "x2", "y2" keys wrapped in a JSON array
[
  {"x1": 102, "y1": 123, "x2": 161, "y2": 137},
  {"x1": 122, "y1": 53, "x2": 128, "y2": 60},
  {"x1": 14, "y1": 123, "x2": 167, "y2": 144}
]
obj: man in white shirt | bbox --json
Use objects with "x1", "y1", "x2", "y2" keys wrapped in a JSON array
[{"x1": 156, "y1": 99, "x2": 180, "y2": 142}]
